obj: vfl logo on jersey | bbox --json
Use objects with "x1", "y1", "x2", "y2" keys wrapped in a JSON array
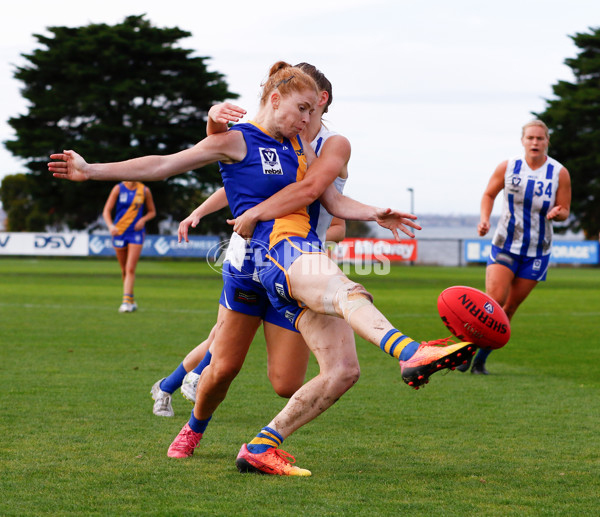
[
  {"x1": 483, "y1": 301, "x2": 494, "y2": 314},
  {"x1": 508, "y1": 175, "x2": 521, "y2": 193},
  {"x1": 259, "y1": 148, "x2": 283, "y2": 175}
]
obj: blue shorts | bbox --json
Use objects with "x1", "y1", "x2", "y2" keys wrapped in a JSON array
[
  {"x1": 255, "y1": 236, "x2": 325, "y2": 329},
  {"x1": 112, "y1": 230, "x2": 145, "y2": 248},
  {"x1": 219, "y1": 261, "x2": 297, "y2": 332},
  {"x1": 487, "y1": 245, "x2": 549, "y2": 281}
]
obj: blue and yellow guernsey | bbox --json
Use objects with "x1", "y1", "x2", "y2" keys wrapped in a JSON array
[
  {"x1": 114, "y1": 182, "x2": 146, "y2": 235},
  {"x1": 220, "y1": 122, "x2": 319, "y2": 249}
]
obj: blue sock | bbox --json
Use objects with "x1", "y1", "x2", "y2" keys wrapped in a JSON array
[
  {"x1": 474, "y1": 348, "x2": 492, "y2": 365},
  {"x1": 192, "y1": 350, "x2": 212, "y2": 375},
  {"x1": 188, "y1": 410, "x2": 212, "y2": 434},
  {"x1": 380, "y1": 329, "x2": 420, "y2": 361},
  {"x1": 247, "y1": 426, "x2": 283, "y2": 454},
  {"x1": 160, "y1": 363, "x2": 188, "y2": 394}
]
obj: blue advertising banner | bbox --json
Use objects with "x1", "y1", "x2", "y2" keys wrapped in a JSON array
[
  {"x1": 464, "y1": 239, "x2": 599, "y2": 264},
  {"x1": 89, "y1": 234, "x2": 221, "y2": 258}
]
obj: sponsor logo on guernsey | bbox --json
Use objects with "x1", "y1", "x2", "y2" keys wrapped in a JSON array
[
  {"x1": 259, "y1": 148, "x2": 283, "y2": 175},
  {"x1": 457, "y1": 293, "x2": 508, "y2": 335},
  {"x1": 275, "y1": 282, "x2": 289, "y2": 301}
]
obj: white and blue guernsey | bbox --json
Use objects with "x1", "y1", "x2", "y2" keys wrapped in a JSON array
[{"x1": 492, "y1": 155, "x2": 563, "y2": 257}]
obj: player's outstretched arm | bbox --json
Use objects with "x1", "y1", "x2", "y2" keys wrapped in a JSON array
[
  {"x1": 178, "y1": 187, "x2": 229, "y2": 242},
  {"x1": 49, "y1": 132, "x2": 246, "y2": 183},
  {"x1": 320, "y1": 183, "x2": 421, "y2": 240}
]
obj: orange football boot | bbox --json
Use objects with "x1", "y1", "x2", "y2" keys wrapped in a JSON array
[
  {"x1": 235, "y1": 444, "x2": 311, "y2": 476},
  {"x1": 400, "y1": 337, "x2": 477, "y2": 389}
]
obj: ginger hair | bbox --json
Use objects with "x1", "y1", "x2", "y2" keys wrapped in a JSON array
[{"x1": 260, "y1": 61, "x2": 318, "y2": 105}]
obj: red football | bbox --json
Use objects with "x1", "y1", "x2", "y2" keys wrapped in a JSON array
[{"x1": 437, "y1": 285, "x2": 510, "y2": 350}]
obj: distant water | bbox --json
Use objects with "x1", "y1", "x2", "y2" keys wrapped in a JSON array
[
  {"x1": 369, "y1": 214, "x2": 583, "y2": 240},
  {"x1": 366, "y1": 214, "x2": 585, "y2": 266}
]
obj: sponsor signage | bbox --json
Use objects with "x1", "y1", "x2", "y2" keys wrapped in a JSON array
[
  {"x1": 464, "y1": 239, "x2": 599, "y2": 264},
  {"x1": 0, "y1": 232, "x2": 89, "y2": 256},
  {"x1": 331, "y1": 238, "x2": 417, "y2": 262},
  {"x1": 89, "y1": 234, "x2": 221, "y2": 258},
  {"x1": 0, "y1": 233, "x2": 221, "y2": 258}
]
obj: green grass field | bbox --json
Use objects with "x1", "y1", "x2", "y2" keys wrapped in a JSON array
[{"x1": 1, "y1": 257, "x2": 598, "y2": 516}]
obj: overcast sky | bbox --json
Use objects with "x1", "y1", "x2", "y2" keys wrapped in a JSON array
[{"x1": 1, "y1": 1, "x2": 598, "y2": 216}]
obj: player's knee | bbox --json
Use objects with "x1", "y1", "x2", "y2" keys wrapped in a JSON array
[
  {"x1": 269, "y1": 369, "x2": 304, "y2": 398},
  {"x1": 332, "y1": 281, "x2": 373, "y2": 320},
  {"x1": 345, "y1": 363, "x2": 361, "y2": 387},
  {"x1": 272, "y1": 381, "x2": 302, "y2": 399},
  {"x1": 330, "y1": 362, "x2": 360, "y2": 396},
  {"x1": 207, "y1": 360, "x2": 241, "y2": 386}
]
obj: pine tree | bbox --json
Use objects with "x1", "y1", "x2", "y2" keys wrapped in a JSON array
[
  {"x1": 535, "y1": 27, "x2": 600, "y2": 238},
  {"x1": 3, "y1": 15, "x2": 236, "y2": 232}
]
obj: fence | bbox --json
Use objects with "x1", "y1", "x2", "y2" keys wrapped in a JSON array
[{"x1": 1, "y1": 232, "x2": 598, "y2": 267}]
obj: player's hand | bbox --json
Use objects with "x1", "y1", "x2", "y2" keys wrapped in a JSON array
[
  {"x1": 478, "y1": 220, "x2": 490, "y2": 236},
  {"x1": 108, "y1": 224, "x2": 119, "y2": 236},
  {"x1": 227, "y1": 209, "x2": 258, "y2": 239},
  {"x1": 208, "y1": 102, "x2": 247, "y2": 125},
  {"x1": 546, "y1": 205, "x2": 563, "y2": 221},
  {"x1": 374, "y1": 208, "x2": 421, "y2": 240},
  {"x1": 178, "y1": 211, "x2": 202, "y2": 243},
  {"x1": 134, "y1": 220, "x2": 145, "y2": 231},
  {"x1": 48, "y1": 150, "x2": 90, "y2": 182}
]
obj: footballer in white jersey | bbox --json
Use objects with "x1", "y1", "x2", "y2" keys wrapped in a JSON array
[
  {"x1": 460, "y1": 120, "x2": 571, "y2": 375},
  {"x1": 492, "y1": 155, "x2": 563, "y2": 258}
]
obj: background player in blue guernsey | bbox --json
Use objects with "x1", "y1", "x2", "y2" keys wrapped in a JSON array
[
  {"x1": 458, "y1": 119, "x2": 571, "y2": 374},
  {"x1": 102, "y1": 181, "x2": 156, "y2": 312},
  {"x1": 49, "y1": 61, "x2": 474, "y2": 476}
]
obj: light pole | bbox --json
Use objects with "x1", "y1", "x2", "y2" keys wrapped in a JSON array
[{"x1": 407, "y1": 188, "x2": 415, "y2": 266}]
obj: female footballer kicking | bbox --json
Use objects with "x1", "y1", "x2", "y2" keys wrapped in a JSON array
[{"x1": 49, "y1": 61, "x2": 475, "y2": 476}]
